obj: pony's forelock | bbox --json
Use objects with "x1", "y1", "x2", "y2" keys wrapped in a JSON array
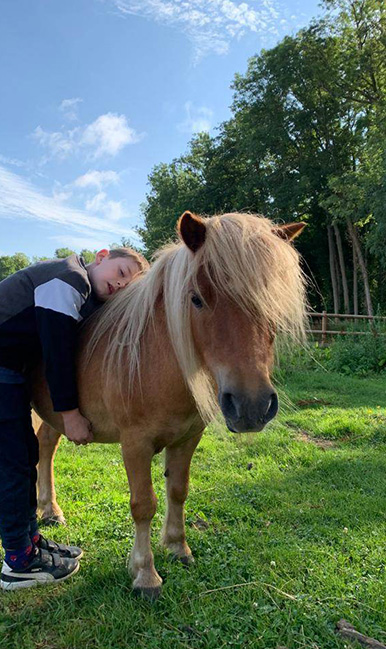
[
  {"x1": 85, "y1": 213, "x2": 307, "y2": 423},
  {"x1": 200, "y1": 214, "x2": 307, "y2": 338}
]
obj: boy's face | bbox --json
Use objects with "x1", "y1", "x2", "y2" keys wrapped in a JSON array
[{"x1": 88, "y1": 250, "x2": 140, "y2": 302}]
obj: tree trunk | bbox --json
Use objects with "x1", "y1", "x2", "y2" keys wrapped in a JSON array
[
  {"x1": 333, "y1": 223, "x2": 350, "y2": 313},
  {"x1": 346, "y1": 218, "x2": 373, "y2": 317},
  {"x1": 335, "y1": 253, "x2": 342, "y2": 325},
  {"x1": 335, "y1": 252, "x2": 342, "y2": 314},
  {"x1": 328, "y1": 225, "x2": 340, "y2": 313},
  {"x1": 353, "y1": 244, "x2": 358, "y2": 315}
]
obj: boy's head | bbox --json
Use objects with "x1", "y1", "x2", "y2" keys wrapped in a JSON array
[{"x1": 87, "y1": 247, "x2": 149, "y2": 302}]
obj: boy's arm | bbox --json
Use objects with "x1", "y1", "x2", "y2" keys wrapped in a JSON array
[{"x1": 34, "y1": 277, "x2": 93, "y2": 444}]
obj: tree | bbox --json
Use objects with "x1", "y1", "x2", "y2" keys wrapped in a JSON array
[
  {"x1": 55, "y1": 248, "x2": 75, "y2": 259},
  {"x1": 0, "y1": 253, "x2": 30, "y2": 280},
  {"x1": 230, "y1": 24, "x2": 360, "y2": 310},
  {"x1": 80, "y1": 249, "x2": 96, "y2": 264},
  {"x1": 54, "y1": 247, "x2": 96, "y2": 264},
  {"x1": 138, "y1": 138, "x2": 211, "y2": 255},
  {"x1": 319, "y1": 0, "x2": 386, "y2": 313}
]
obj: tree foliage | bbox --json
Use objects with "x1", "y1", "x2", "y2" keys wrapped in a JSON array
[
  {"x1": 0, "y1": 248, "x2": 97, "y2": 281},
  {"x1": 140, "y1": 0, "x2": 386, "y2": 313},
  {"x1": 0, "y1": 253, "x2": 30, "y2": 281}
]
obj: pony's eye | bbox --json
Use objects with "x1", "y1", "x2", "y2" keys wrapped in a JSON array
[{"x1": 191, "y1": 294, "x2": 203, "y2": 309}]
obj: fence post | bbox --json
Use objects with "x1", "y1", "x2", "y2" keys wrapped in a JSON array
[
  {"x1": 369, "y1": 315, "x2": 377, "y2": 337},
  {"x1": 321, "y1": 311, "x2": 327, "y2": 346}
]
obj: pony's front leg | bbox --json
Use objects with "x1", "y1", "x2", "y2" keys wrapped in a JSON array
[
  {"x1": 36, "y1": 422, "x2": 66, "y2": 525},
  {"x1": 162, "y1": 433, "x2": 203, "y2": 565},
  {"x1": 121, "y1": 440, "x2": 162, "y2": 599}
]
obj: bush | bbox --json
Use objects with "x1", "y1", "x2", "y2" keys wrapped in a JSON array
[
  {"x1": 326, "y1": 333, "x2": 386, "y2": 376},
  {"x1": 275, "y1": 340, "x2": 330, "y2": 379},
  {"x1": 276, "y1": 331, "x2": 386, "y2": 379}
]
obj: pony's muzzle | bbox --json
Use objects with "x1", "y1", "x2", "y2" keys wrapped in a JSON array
[{"x1": 219, "y1": 389, "x2": 278, "y2": 433}]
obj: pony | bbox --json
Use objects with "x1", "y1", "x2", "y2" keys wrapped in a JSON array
[{"x1": 32, "y1": 210, "x2": 306, "y2": 599}]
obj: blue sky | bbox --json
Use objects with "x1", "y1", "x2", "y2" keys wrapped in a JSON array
[{"x1": 0, "y1": 0, "x2": 323, "y2": 258}]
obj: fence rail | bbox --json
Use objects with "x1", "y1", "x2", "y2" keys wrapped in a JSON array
[{"x1": 306, "y1": 311, "x2": 386, "y2": 345}]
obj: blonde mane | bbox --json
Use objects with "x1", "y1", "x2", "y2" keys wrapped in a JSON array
[{"x1": 86, "y1": 213, "x2": 307, "y2": 423}]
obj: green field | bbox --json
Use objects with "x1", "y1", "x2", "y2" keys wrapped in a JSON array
[{"x1": 1, "y1": 370, "x2": 386, "y2": 649}]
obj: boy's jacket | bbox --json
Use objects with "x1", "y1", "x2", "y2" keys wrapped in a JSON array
[{"x1": 0, "y1": 255, "x2": 101, "y2": 412}]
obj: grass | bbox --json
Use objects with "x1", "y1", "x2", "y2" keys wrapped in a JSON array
[{"x1": 1, "y1": 369, "x2": 386, "y2": 649}]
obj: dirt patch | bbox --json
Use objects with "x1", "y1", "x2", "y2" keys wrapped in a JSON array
[
  {"x1": 336, "y1": 619, "x2": 386, "y2": 649},
  {"x1": 296, "y1": 430, "x2": 336, "y2": 450},
  {"x1": 296, "y1": 398, "x2": 332, "y2": 407},
  {"x1": 190, "y1": 516, "x2": 210, "y2": 531}
]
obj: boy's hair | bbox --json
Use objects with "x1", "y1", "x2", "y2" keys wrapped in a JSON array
[{"x1": 108, "y1": 247, "x2": 149, "y2": 274}]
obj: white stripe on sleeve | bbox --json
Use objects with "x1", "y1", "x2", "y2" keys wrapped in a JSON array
[{"x1": 34, "y1": 278, "x2": 85, "y2": 321}]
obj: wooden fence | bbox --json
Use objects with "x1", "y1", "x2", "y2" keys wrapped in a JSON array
[{"x1": 306, "y1": 312, "x2": 386, "y2": 345}]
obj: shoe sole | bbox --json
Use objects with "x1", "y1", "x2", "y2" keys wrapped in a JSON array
[{"x1": 0, "y1": 560, "x2": 80, "y2": 591}]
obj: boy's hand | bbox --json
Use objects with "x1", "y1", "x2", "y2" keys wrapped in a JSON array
[{"x1": 61, "y1": 409, "x2": 93, "y2": 445}]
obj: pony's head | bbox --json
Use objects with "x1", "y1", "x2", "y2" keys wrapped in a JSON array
[
  {"x1": 170, "y1": 211, "x2": 307, "y2": 432},
  {"x1": 87, "y1": 211, "x2": 306, "y2": 433}
]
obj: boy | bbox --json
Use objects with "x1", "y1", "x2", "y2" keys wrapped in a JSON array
[{"x1": 0, "y1": 247, "x2": 148, "y2": 590}]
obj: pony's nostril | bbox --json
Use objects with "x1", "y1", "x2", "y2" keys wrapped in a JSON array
[
  {"x1": 221, "y1": 392, "x2": 239, "y2": 419},
  {"x1": 264, "y1": 392, "x2": 278, "y2": 422}
]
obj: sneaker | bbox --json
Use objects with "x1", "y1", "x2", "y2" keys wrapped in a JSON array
[
  {"x1": 0, "y1": 548, "x2": 79, "y2": 591},
  {"x1": 37, "y1": 535, "x2": 83, "y2": 560}
]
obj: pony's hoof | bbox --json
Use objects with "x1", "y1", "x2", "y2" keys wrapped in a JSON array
[
  {"x1": 40, "y1": 515, "x2": 67, "y2": 527},
  {"x1": 133, "y1": 586, "x2": 162, "y2": 601},
  {"x1": 179, "y1": 554, "x2": 195, "y2": 568}
]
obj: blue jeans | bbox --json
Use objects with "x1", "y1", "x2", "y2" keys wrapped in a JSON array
[{"x1": 0, "y1": 367, "x2": 39, "y2": 549}]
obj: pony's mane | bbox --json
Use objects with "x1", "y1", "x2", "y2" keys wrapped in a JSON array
[{"x1": 86, "y1": 213, "x2": 307, "y2": 423}]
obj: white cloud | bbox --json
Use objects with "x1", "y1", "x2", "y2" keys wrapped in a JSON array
[
  {"x1": 108, "y1": 0, "x2": 284, "y2": 61},
  {"x1": 177, "y1": 101, "x2": 213, "y2": 134},
  {"x1": 32, "y1": 112, "x2": 143, "y2": 161},
  {"x1": 104, "y1": 200, "x2": 126, "y2": 221},
  {"x1": 0, "y1": 154, "x2": 26, "y2": 168},
  {"x1": 52, "y1": 185, "x2": 73, "y2": 203},
  {"x1": 85, "y1": 191, "x2": 127, "y2": 222},
  {"x1": 32, "y1": 125, "x2": 78, "y2": 159},
  {"x1": 71, "y1": 170, "x2": 127, "y2": 222},
  {"x1": 74, "y1": 169, "x2": 120, "y2": 189},
  {"x1": 81, "y1": 113, "x2": 142, "y2": 158},
  {"x1": 59, "y1": 97, "x2": 83, "y2": 121},
  {"x1": 0, "y1": 165, "x2": 137, "y2": 239},
  {"x1": 85, "y1": 191, "x2": 107, "y2": 212}
]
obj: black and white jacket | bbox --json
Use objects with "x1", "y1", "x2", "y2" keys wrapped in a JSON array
[{"x1": 0, "y1": 255, "x2": 101, "y2": 411}]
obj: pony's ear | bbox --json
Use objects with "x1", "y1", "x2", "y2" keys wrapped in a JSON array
[
  {"x1": 178, "y1": 211, "x2": 207, "y2": 253},
  {"x1": 273, "y1": 222, "x2": 306, "y2": 241}
]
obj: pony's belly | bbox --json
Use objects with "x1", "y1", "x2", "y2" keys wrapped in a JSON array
[
  {"x1": 91, "y1": 427, "x2": 121, "y2": 443},
  {"x1": 125, "y1": 411, "x2": 205, "y2": 452}
]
